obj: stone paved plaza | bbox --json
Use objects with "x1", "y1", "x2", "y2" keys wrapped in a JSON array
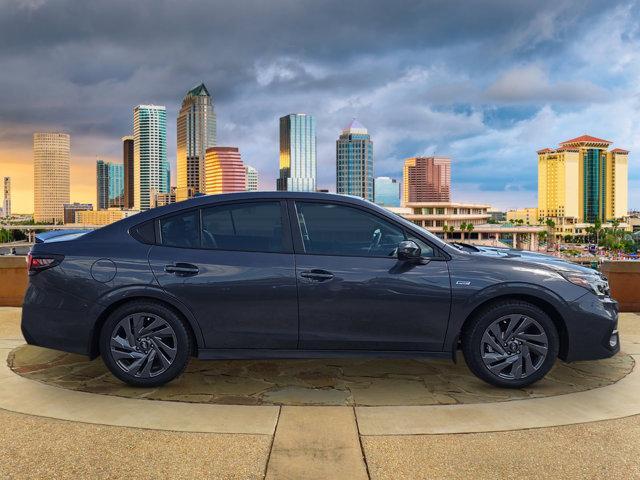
[{"x1": 8, "y1": 343, "x2": 634, "y2": 406}]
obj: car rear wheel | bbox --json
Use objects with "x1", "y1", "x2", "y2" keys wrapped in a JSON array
[
  {"x1": 99, "y1": 301, "x2": 191, "y2": 387},
  {"x1": 461, "y1": 300, "x2": 559, "y2": 388}
]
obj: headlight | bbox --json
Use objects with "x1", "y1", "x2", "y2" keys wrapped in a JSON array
[{"x1": 561, "y1": 272, "x2": 610, "y2": 297}]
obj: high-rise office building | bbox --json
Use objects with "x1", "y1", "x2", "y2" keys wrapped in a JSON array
[
  {"x1": 133, "y1": 105, "x2": 169, "y2": 211},
  {"x1": 402, "y1": 156, "x2": 451, "y2": 205},
  {"x1": 374, "y1": 176, "x2": 400, "y2": 207},
  {"x1": 245, "y1": 165, "x2": 259, "y2": 191},
  {"x1": 122, "y1": 136, "x2": 134, "y2": 208},
  {"x1": 538, "y1": 135, "x2": 628, "y2": 223},
  {"x1": 204, "y1": 147, "x2": 246, "y2": 195},
  {"x1": 336, "y1": 119, "x2": 374, "y2": 201},
  {"x1": 2, "y1": 177, "x2": 10, "y2": 218},
  {"x1": 277, "y1": 114, "x2": 316, "y2": 192},
  {"x1": 176, "y1": 83, "x2": 216, "y2": 201},
  {"x1": 33, "y1": 132, "x2": 70, "y2": 223},
  {"x1": 63, "y1": 202, "x2": 93, "y2": 224},
  {"x1": 97, "y1": 161, "x2": 124, "y2": 209}
]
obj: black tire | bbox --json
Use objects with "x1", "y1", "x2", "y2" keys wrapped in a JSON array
[
  {"x1": 99, "y1": 300, "x2": 192, "y2": 387},
  {"x1": 461, "y1": 300, "x2": 559, "y2": 388}
]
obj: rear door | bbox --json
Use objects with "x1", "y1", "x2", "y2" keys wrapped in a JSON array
[
  {"x1": 148, "y1": 200, "x2": 298, "y2": 349},
  {"x1": 290, "y1": 200, "x2": 451, "y2": 351}
]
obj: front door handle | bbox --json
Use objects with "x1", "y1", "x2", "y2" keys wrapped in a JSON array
[
  {"x1": 300, "y1": 269, "x2": 334, "y2": 282},
  {"x1": 164, "y1": 263, "x2": 199, "y2": 277}
]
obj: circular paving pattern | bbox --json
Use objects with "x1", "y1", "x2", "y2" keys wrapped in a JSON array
[{"x1": 8, "y1": 345, "x2": 634, "y2": 406}]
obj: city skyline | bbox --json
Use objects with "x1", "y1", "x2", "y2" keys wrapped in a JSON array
[{"x1": 1, "y1": 1, "x2": 639, "y2": 213}]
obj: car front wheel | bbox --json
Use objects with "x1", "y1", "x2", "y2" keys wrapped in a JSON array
[
  {"x1": 99, "y1": 301, "x2": 191, "y2": 387},
  {"x1": 462, "y1": 300, "x2": 559, "y2": 388}
]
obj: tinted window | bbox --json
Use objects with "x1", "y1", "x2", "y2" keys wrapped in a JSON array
[
  {"x1": 160, "y1": 210, "x2": 200, "y2": 248},
  {"x1": 296, "y1": 202, "x2": 406, "y2": 257},
  {"x1": 130, "y1": 220, "x2": 156, "y2": 244},
  {"x1": 201, "y1": 202, "x2": 285, "y2": 253}
]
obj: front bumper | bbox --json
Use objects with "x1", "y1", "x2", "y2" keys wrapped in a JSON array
[{"x1": 563, "y1": 293, "x2": 619, "y2": 362}]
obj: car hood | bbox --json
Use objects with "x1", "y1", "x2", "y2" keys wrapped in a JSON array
[{"x1": 467, "y1": 248, "x2": 598, "y2": 276}]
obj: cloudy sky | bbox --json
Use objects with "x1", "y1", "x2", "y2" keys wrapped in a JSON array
[{"x1": 1, "y1": 0, "x2": 639, "y2": 213}]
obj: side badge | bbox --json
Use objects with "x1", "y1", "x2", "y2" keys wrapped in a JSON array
[{"x1": 456, "y1": 280, "x2": 471, "y2": 286}]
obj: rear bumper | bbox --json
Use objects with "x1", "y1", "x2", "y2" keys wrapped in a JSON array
[
  {"x1": 21, "y1": 283, "x2": 94, "y2": 356},
  {"x1": 563, "y1": 293, "x2": 619, "y2": 362}
]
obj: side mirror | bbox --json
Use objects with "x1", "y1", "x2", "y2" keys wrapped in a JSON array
[{"x1": 397, "y1": 240, "x2": 421, "y2": 261}]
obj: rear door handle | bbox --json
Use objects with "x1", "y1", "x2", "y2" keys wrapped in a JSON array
[
  {"x1": 300, "y1": 269, "x2": 334, "y2": 282},
  {"x1": 164, "y1": 263, "x2": 199, "y2": 276}
]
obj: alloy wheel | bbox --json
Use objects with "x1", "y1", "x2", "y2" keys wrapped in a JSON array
[
  {"x1": 480, "y1": 314, "x2": 549, "y2": 380},
  {"x1": 109, "y1": 313, "x2": 178, "y2": 378}
]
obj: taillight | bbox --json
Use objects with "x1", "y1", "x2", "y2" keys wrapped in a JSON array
[{"x1": 27, "y1": 253, "x2": 64, "y2": 275}]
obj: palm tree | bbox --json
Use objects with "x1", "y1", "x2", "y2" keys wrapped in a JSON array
[
  {"x1": 459, "y1": 222, "x2": 467, "y2": 241},
  {"x1": 545, "y1": 218, "x2": 556, "y2": 248},
  {"x1": 466, "y1": 223, "x2": 474, "y2": 239}
]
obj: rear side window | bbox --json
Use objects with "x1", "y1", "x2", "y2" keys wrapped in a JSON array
[
  {"x1": 130, "y1": 220, "x2": 156, "y2": 244},
  {"x1": 160, "y1": 210, "x2": 200, "y2": 248},
  {"x1": 295, "y1": 202, "x2": 406, "y2": 257},
  {"x1": 201, "y1": 202, "x2": 285, "y2": 253}
]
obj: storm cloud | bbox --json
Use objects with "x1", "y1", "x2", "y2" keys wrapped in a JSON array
[{"x1": 0, "y1": 0, "x2": 639, "y2": 211}]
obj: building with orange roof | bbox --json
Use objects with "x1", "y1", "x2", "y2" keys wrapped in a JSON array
[{"x1": 537, "y1": 135, "x2": 628, "y2": 226}]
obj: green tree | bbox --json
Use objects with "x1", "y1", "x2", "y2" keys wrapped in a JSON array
[
  {"x1": 459, "y1": 222, "x2": 467, "y2": 241},
  {"x1": 545, "y1": 218, "x2": 556, "y2": 247},
  {"x1": 539, "y1": 230, "x2": 548, "y2": 244}
]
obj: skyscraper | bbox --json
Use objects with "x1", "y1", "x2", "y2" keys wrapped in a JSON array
[
  {"x1": 402, "y1": 156, "x2": 451, "y2": 205},
  {"x1": 2, "y1": 177, "x2": 10, "y2": 218},
  {"x1": 96, "y1": 161, "x2": 124, "y2": 210},
  {"x1": 538, "y1": 135, "x2": 628, "y2": 223},
  {"x1": 336, "y1": 119, "x2": 374, "y2": 201},
  {"x1": 204, "y1": 147, "x2": 246, "y2": 194},
  {"x1": 96, "y1": 160, "x2": 109, "y2": 210},
  {"x1": 122, "y1": 135, "x2": 134, "y2": 209},
  {"x1": 176, "y1": 83, "x2": 216, "y2": 200},
  {"x1": 33, "y1": 132, "x2": 70, "y2": 223},
  {"x1": 245, "y1": 165, "x2": 259, "y2": 191},
  {"x1": 374, "y1": 176, "x2": 400, "y2": 207},
  {"x1": 133, "y1": 105, "x2": 169, "y2": 211},
  {"x1": 277, "y1": 114, "x2": 316, "y2": 192}
]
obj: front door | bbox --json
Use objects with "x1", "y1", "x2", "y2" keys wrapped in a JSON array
[
  {"x1": 148, "y1": 200, "x2": 298, "y2": 349},
  {"x1": 291, "y1": 200, "x2": 451, "y2": 351}
]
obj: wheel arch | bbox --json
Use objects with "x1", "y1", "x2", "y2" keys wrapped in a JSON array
[
  {"x1": 87, "y1": 288, "x2": 204, "y2": 359},
  {"x1": 457, "y1": 293, "x2": 569, "y2": 361}
]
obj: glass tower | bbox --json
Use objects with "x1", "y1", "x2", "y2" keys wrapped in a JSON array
[
  {"x1": 133, "y1": 105, "x2": 168, "y2": 211},
  {"x1": 336, "y1": 119, "x2": 374, "y2": 201},
  {"x1": 176, "y1": 83, "x2": 216, "y2": 200},
  {"x1": 582, "y1": 148, "x2": 607, "y2": 223},
  {"x1": 374, "y1": 176, "x2": 400, "y2": 207},
  {"x1": 97, "y1": 161, "x2": 125, "y2": 209},
  {"x1": 277, "y1": 114, "x2": 316, "y2": 192}
]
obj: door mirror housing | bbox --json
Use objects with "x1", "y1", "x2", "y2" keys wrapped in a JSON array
[{"x1": 397, "y1": 240, "x2": 421, "y2": 261}]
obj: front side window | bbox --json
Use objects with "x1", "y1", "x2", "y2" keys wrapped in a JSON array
[
  {"x1": 160, "y1": 210, "x2": 200, "y2": 248},
  {"x1": 295, "y1": 202, "x2": 406, "y2": 257},
  {"x1": 201, "y1": 202, "x2": 285, "y2": 253}
]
